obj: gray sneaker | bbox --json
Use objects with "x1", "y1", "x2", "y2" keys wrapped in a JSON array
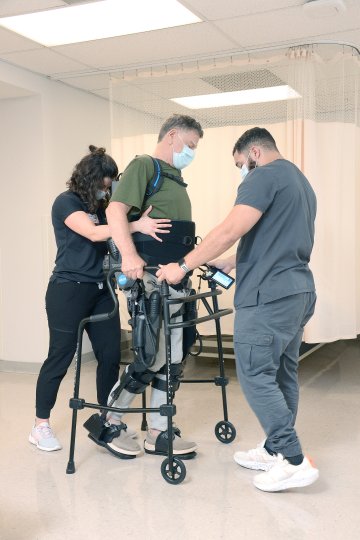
[
  {"x1": 106, "y1": 427, "x2": 142, "y2": 457},
  {"x1": 144, "y1": 429, "x2": 197, "y2": 456},
  {"x1": 107, "y1": 421, "x2": 138, "y2": 439},
  {"x1": 29, "y1": 422, "x2": 62, "y2": 452},
  {"x1": 122, "y1": 425, "x2": 138, "y2": 439}
]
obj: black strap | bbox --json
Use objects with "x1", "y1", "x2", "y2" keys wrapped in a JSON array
[
  {"x1": 133, "y1": 232, "x2": 194, "y2": 246},
  {"x1": 145, "y1": 157, "x2": 162, "y2": 197},
  {"x1": 161, "y1": 171, "x2": 188, "y2": 187},
  {"x1": 145, "y1": 157, "x2": 187, "y2": 200}
]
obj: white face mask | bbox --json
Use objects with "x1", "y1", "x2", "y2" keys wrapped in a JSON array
[
  {"x1": 240, "y1": 163, "x2": 249, "y2": 180},
  {"x1": 240, "y1": 150, "x2": 255, "y2": 180},
  {"x1": 173, "y1": 133, "x2": 195, "y2": 169}
]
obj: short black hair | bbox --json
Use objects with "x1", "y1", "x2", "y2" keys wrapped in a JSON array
[
  {"x1": 158, "y1": 114, "x2": 204, "y2": 142},
  {"x1": 232, "y1": 127, "x2": 278, "y2": 156}
]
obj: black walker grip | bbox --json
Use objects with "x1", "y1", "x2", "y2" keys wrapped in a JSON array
[{"x1": 89, "y1": 313, "x2": 111, "y2": 322}]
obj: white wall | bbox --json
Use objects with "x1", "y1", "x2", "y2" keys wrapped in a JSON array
[{"x1": 0, "y1": 61, "x2": 111, "y2": 364}]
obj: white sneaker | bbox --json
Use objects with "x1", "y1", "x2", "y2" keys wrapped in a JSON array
[
  {"x1": 253, "y1": 455, "x2": 319, "y2": 492},
  {"x1": 29, "y1": 422, "x2": 62, "y2": 452},
  {"x1": 234, "y1": 441, "x2": 278, "y2": 471}
]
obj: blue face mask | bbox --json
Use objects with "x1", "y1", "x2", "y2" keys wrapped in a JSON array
[
  {"x1": 173, "y1": 133, "x2": 195, "y2": 169},
  {"x1": 96, "y1": 190, "x2": 107, "y2": 200}
]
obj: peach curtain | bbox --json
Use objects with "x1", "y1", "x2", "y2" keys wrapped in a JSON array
[{"x1": 110, "y1": 47, "x2": 360, "y2": 343}]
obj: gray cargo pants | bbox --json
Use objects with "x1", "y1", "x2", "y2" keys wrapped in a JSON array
[{"x1": 234, "y1": 292, "x2": 316, "y2": 458}]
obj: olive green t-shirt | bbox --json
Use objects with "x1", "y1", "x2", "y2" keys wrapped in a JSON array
[{"x1": 111, "y1": 154, "x2": 192, "y2": 220}]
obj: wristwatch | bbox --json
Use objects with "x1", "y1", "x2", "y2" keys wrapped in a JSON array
[{"x1": 178, "y1": 258, "x2": 190, "y2": 273}]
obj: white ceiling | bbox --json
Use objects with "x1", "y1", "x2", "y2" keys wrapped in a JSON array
[{"x1": 0, "y1": 0, "x2": 359, "y2": 102}]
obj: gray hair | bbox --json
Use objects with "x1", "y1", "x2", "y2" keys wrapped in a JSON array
[{"x1": 158, "y1": 114, "x2": 204, "y2": 142}]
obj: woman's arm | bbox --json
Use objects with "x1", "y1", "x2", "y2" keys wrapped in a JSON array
[
  {"x1": 64, "y1": 211, "x2": 110, "y2": 241},
  {"x1": 65, "y1": 205, "x2": 172, "y2": 244}
]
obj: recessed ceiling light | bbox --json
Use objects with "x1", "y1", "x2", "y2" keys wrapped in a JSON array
[
  {"x1": 0, "y1": 0, "x2": 201, "y2": 47},
  {"x1": 171, "y1": 85, "x2": 301, "y2": 109},
  {"x1": 303, "y1": 0, "x2": 346, "y2": 17}
]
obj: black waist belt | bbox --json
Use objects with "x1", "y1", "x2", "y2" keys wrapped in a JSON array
[
  {"x1": 133, "y1": 220, "x2": 195, "y2": 266},
  {"x1": 133, "y1": 220, "x2": 195, "y2": 246}
]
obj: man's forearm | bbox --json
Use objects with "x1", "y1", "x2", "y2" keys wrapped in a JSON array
[
  {"x1": 183, "y1": 204, "x2": 262, "y2": 271},
  {"x1": 184, "y1": 222, "x2": 237, "y2": 270}
]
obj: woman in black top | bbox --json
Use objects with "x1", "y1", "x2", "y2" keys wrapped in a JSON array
[{"x1": 29, "y1": 145, "x2": 171, "y2": 451}]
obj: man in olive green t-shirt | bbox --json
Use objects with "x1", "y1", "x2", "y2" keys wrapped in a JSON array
[
  {"x1": 112, "y1": 154, "x2": 192, "y2": 221},
  {"x1": 93, "y1": 114, "x2": 204, "y2": 459}
]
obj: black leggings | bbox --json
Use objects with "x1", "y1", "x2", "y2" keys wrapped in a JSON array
[{"x1": 36, "y1": 280, "x2": 121, "y2": 419}]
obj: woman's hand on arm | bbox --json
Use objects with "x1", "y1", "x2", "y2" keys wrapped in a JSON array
[
  {"x1": 129, "y1": 205, "x2": 172, "y2": 242},
  {"x1": 64, "y1": 211, "x2": 110, "y2": 241}
]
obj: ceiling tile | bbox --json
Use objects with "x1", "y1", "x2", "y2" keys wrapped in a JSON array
[
  {"x1": 0, "y1": 26, "x2": 43, "y2": 53},
  {"x1": 183, "y1": 0, "x2": 304, "y2": 20},
  {"x1": 55, "y1": 72, "x2": 111, "y2": 90},
  {"x1": 316, "y1": 28, "x2": 360, "y2": 50},
  {"x1": 0, "y1": 0, "x2": 63, "y2": 18},
  {"x1": 54, "y1": 22, "x2": 238, "y2": 70},
  {"x1": 0, "y1": 0, "x2": 359, "y2": 98},
  {"x1": 0, "y1": 48, "x2": 92, "y2": 75},
  {"x1": 214, "y1": 4, "x2": 360, "y2": 49}
]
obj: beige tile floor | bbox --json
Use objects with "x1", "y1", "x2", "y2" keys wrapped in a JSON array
[{"x1": 0, "y1": 339, "x2": 359, "y2": 540}]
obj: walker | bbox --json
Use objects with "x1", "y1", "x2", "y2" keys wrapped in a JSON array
[{"x1": 66, "y1": 264, "x2": 236, "y2": 485}]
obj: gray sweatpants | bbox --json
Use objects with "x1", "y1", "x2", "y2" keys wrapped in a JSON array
[{"x1": 234, "y1": 292, "x2": 316, "y2": 458}]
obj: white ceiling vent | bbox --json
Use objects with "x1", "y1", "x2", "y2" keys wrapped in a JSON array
[{"x1": 303, "y1": 0, "x2": 347, "y2": 17}]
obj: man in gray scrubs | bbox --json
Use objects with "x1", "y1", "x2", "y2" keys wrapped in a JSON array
[{"x1": 156, "y1": 127, "x2": 319, "y2": 492}]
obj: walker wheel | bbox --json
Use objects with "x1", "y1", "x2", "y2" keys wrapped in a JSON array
[
  {"x1": 161, "y1": 457, "x2": 186, "y2": 485},
  {"x1": 215, "y1": 421, "x2": 236, "y2": 444}
]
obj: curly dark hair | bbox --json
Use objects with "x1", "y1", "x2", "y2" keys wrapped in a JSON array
[{"x1": 66, "y1": 145, "x2": 118, "y2": 213}]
